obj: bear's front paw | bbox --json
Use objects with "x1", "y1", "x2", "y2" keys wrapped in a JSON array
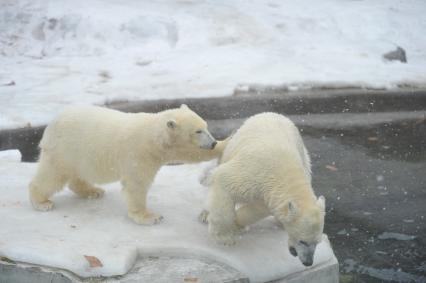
[
  {"x1": 128, "y1": 211, "x2": 164, "y2": 225},
  {"x1": 212, "y1": 232, "x2": 236, "y2": 246},
  {"x1": 86, "y1": 188, "x2": 105, "y2": 199},
  {"x1": 31, "y1": 200, "x2": 54, "y2": 211},
  {"x1": 208, "y1": 223, "x2": 237, "y2": 246},
  {"x1": 198, "y1": 209, "x2": 209, "y2": 224}
]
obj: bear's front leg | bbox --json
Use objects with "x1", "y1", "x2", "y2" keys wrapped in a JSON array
[
  {"x1": 121, "y1": 171, "x2": 163, "y2": 225},
  {"x1": 207, "y1": 184, "x2": 239, "y2": 246}
]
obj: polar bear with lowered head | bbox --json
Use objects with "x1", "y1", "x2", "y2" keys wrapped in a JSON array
[
  {"x1": 200, "y1": 112, "x2": 325, "y2": 266},
  {"x1": 29, "y1": 105, "x2": 225, "y2": 225}
]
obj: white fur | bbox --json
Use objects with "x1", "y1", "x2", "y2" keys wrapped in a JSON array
[
  {"x1": 29, "y1": 105, "x2": 225, "y2": 225},
  {"x1": 201, "y1": 113, "x2": 325, "y2": 266}
]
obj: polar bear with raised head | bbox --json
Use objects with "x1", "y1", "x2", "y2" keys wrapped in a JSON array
[
  {"x1": 200, "y1": 112, "x2": 325, "y2": 267},
  {"x1": 29, "y1": 105, "x2": 225, "y2": 225}
]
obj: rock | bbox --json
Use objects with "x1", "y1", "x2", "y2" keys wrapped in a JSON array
[{"x1": 383, "y1": 46, "x2": 407, "y2": 63}]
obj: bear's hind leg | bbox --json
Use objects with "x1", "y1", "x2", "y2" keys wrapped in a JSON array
[
  {"x1": 207, "y1": 183, "x2": 238, "y2": 246},
  {"x1": 29, "y1": 155, "x2": 68, "y2": 211},
  {"x1": 69, "y1": 178, "x2": 104, "y2": 199}
]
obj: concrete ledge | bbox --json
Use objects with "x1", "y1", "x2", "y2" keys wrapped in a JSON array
[
  {"x1": 207, "y1": 111, "x2": 426, "y2": 138},
  {"x1": 0, "y1": 126, "x2": 44, "y2": 162},
  {"x1": 1, "y1": 110, "x2": 424, "y2": 162},
  {"x1": 0, "y1": 90, "x2": 424, "y2": 162},
  {"x1": 107, "y1": 89, "x2": 426, "y2": 119},
  {"x1": 1, "y1": 88, "x2": 425, "y2": 162},
  {"x1": 2, "y1": 111, "x2": 425, "y2": 163}
]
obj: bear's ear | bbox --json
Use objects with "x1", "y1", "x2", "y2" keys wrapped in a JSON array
[
  {"x1": 167, "y1": 119, "x2": 177, "y2": 129},
  {"x1": 180, "y1": 104, "x2": 189, "y2": 110},
  {"x1": 317, "y1": 195, "x2": 325, "y2": 212}
]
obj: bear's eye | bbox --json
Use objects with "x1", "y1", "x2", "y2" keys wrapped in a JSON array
[
  {"x1": 299, "y1": 240, "x2": 309, "y2": 246},
  {"x1": 195, "y1": 130, "x2": 202, "y2": 134}
]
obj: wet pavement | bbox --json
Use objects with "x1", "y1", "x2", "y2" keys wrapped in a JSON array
[{"x1": 304, "y1": 123, "x2": 426, "y2": 282}]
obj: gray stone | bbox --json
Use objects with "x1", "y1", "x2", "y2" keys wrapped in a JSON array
[
  {"x1": 0, "y1": 256, "x2": 339, "y2": 283},
  {"x1": 0, "y1": 255, "x2": 340, "y2": 283},
  {"x1": 0, "y1": 255, "x2": 248, "y2": 283},
  {"x1": 383, "y1": 46, "x2": 407, "y2": 63}
]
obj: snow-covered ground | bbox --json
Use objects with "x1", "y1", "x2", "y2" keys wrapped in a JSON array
[
  {"x1": 0, "y1": 150, "x2": 336, "y2": 282},
  {"x1": 1, "y1": 0, "x2": 426, "y2": 129}
]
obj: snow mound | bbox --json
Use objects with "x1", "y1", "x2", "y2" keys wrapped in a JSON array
[
  {"x1": 0, "y1": 1, "x2": 176, "y2": 57},
  {"x1": 0, "y1": 160, "x2": 336, "y2": 282}
]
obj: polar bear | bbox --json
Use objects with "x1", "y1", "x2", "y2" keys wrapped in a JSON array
[
  {"x1": 29, "y1": 104, "x2": 226, "y2": 225},
  {"x1": 199, "y1": 112, "x2": 325, "y2": 266}
]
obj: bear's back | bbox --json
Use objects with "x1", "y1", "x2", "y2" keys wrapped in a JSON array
[
  {"x1": 222, "y1": 113, "x2": 300, "y2": 160},
  {"x1": 41, "y1": 106, "x2": 129, "y2": 147}
]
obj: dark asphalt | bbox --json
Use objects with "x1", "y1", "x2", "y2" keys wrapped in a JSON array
[{"x1": 305, "y1": 127, "x2": 426, "y2": 283}]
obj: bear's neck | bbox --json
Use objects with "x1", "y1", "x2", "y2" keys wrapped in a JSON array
[
  {"x1": 124, "y1": 113, "x2": 176, "y2": 165},
  {"x1": 126, "y1": 112, "x2": 222, "y2": 165},
  {"x1": 265, "y1": 166, "x2": 317, "y2": 217}
]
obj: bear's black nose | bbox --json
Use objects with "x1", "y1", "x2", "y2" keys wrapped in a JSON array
[
  {"x1": 302, "y1": 259, "x2": 313, "y2": 267},
  {"x1": 211, "y1": 141, "x2": 217, "y2": 149}
]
